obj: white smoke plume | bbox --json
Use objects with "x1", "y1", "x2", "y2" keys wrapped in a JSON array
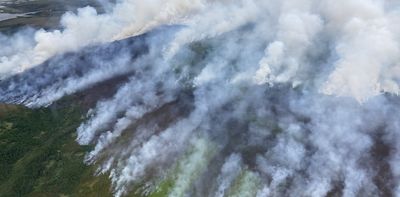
[
  {"x1": 0, "y1": 0, "x2": 206, "y2": 78},
  {"x1": 215, "y1": 154, "x2": 243, "y2": 197},
  {"x1": 1, "y1": 0, "x2": 400, "y2": 197},
  {"x1": 320, "y1": 0, "x2": 400, "y2": 102}
]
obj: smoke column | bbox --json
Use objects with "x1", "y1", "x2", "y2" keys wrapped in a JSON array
[{"x1": 1, "y1": 0, "x2": 400, "y2": 196}]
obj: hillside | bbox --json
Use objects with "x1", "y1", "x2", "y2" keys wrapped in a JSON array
[
  {"x1": 2, "y1": 0, "x2": 400, "y2": 197},
  {"x1": 0, "y1": 101, "x2": 113, "y2": 196},
  {"x1": 0, "y1": 1, "x2": 115, "y2": 196}
]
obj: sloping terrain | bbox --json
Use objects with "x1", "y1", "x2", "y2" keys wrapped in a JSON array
[
  {"x1": 1, "y1": 1, "x2": 400, "y2": 197},
  {"x1": 0, "y1": 1, "x2": 115, "y2": 196},
  {"x1": 0, "y1": 101, "x2": 112, "y2": 197}
]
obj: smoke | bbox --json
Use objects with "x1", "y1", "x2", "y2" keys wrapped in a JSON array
[
  {"x1": 320, "y1": 0, "x2": 400, "y2": 102},
  {"x1": 1, "y1": 0, "x2": 400, "y2": 197},
  {"x1": 254, "y1": 0, "x2": 323, "y2": 86},
  {"x1": 0, "y1": 0, "x2": 206, "y2": 78},
  {"x1": 215, "y1": 154, "x2": 243, "y2": 197}
]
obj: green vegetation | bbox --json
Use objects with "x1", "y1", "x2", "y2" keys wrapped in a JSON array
[
  {"x1": 228, "y1": 170, "x2": 261, "y2": 197},
  {"x1": 123, "y1": 138, "x2": 216, "y2": 197},
  {"x1": 145, "y1": 138, "x2": 216, "y2": 197},
  {"x1": 0, "y1": 104, "x2": 112, "y2": 197}
]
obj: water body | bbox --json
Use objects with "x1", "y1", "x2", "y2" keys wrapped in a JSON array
[{"x1": 0, "y1": 0, "x2": 103, "y2": 32}]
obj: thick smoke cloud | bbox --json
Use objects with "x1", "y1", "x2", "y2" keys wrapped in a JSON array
[
  {"x1": 320, "y1": 0, "x2": 400, "y2": 102},
  {"x1": 1, "y1": 0, "x2": 400, "y2": 197},
  {"x1": 0, "y1": 0, "x2": 205, "y2": 78}
]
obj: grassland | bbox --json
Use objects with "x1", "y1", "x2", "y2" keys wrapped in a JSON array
[{"x1": 0, "y1": 102, "x2": 113, "y2": 197}]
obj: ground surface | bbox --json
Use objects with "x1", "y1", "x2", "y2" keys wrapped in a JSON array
[
  {"x1": 0, "y1": 0, "x2": 104, "y2": 33},
  {"x1": 0, "y1": 1, "x2": 116, "y2": 196},
  {"x1": 0, "y1": 102, "x2": 113, "y2": 197}
]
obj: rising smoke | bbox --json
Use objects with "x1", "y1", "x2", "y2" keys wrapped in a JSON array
[{"x1": 1, "y1": 0, "x2": 400, "y2": 196}]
